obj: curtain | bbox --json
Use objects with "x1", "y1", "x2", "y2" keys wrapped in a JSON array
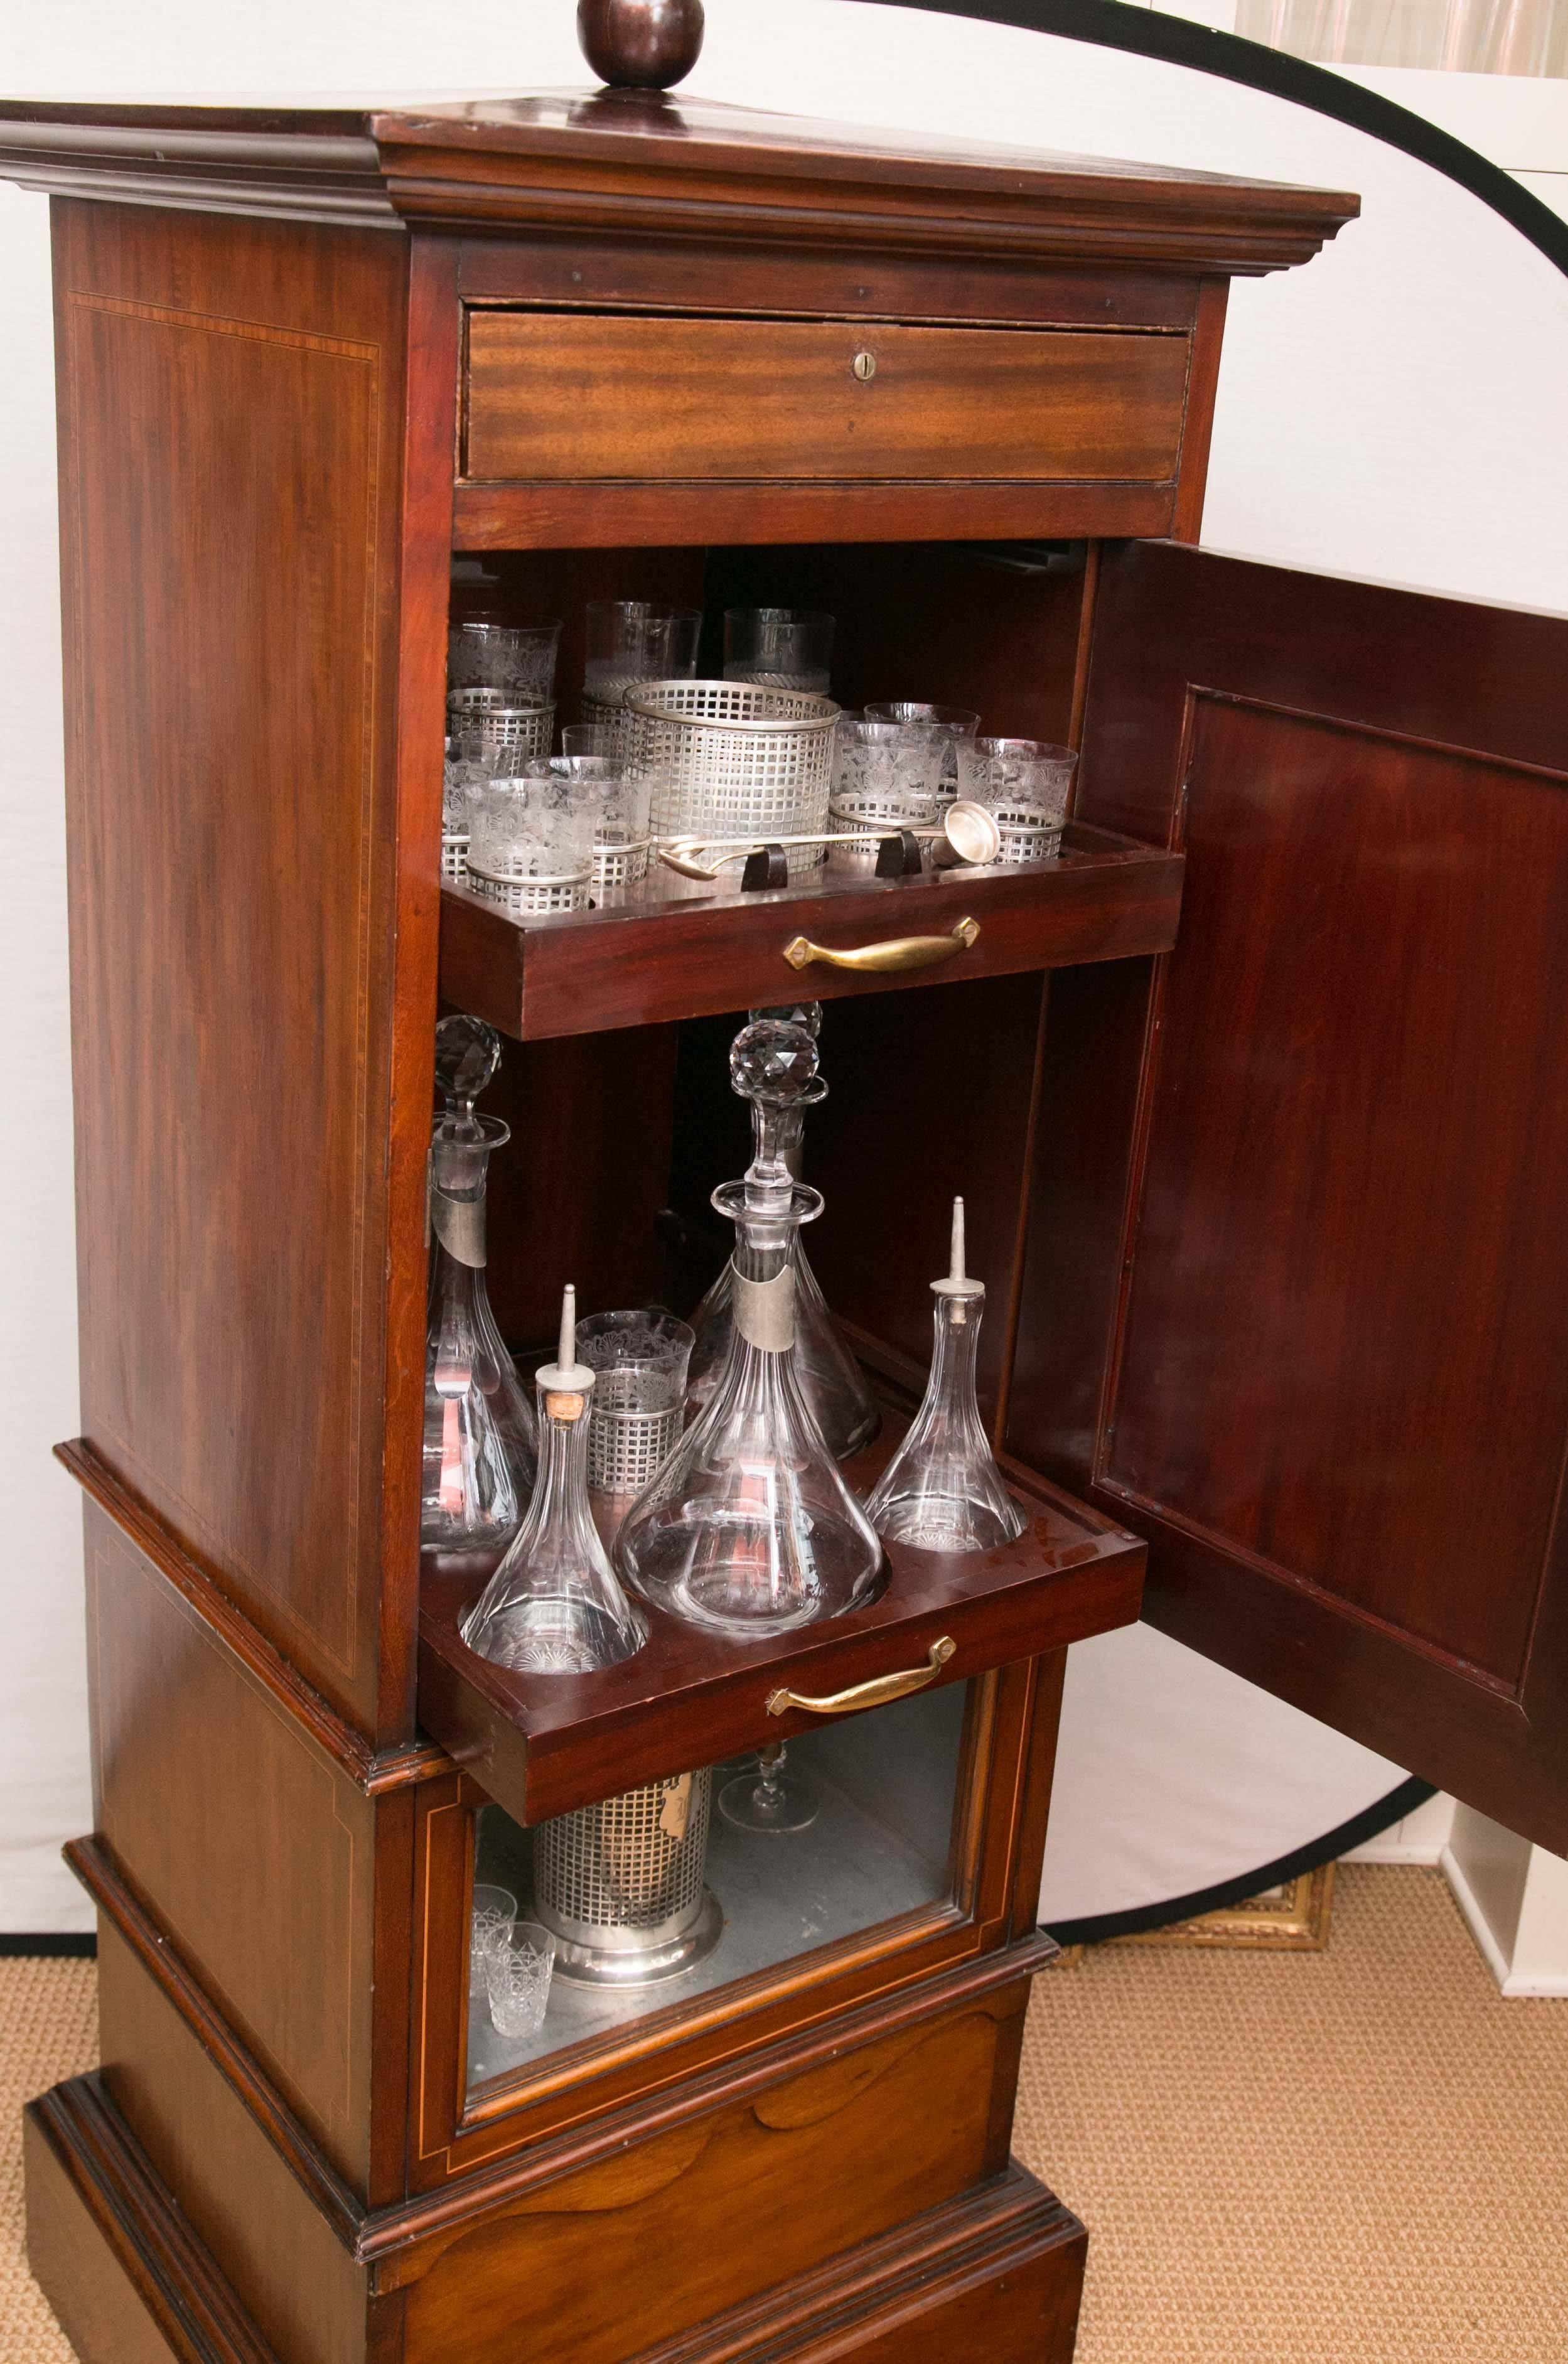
[{"x1": 1235, "y1": 0, "x2": 1568, "y2": 73}]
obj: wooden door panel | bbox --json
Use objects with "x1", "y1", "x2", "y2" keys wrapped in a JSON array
[{"x1": 1009, "y1": 542, "x2": 1568, "y2": 1850}]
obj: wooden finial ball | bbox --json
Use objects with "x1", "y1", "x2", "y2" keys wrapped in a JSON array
[{"x1": 577, "y1": 0, "x2": 705, "y2": 90}]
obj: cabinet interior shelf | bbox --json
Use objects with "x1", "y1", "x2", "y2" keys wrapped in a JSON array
[{"x1": 438, "y1": 820, "x2": 1184, "y2": 1042}]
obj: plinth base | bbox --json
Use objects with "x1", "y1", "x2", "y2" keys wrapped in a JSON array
[{"x1": 24, "y1": 2073, "x2": 1087, "y2": 2364}]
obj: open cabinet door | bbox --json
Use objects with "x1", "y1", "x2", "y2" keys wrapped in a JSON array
[{"x1": 1009, "y1": 540, "x2": 1568, "y2": 1854}]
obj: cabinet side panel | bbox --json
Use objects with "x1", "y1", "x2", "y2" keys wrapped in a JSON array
[
  {"x1": 52, "y1": 200, "x2": 416, "y2": 1735},
  {"x1": 85, "y1": 1500, "x2": 377, "y2": 2195},
  {"x1": 97, "y1": 1923, "x2": 371, "y2": 2364}
]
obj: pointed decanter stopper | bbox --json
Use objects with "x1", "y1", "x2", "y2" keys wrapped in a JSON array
[
  {"x1": 862, "y1": 1198, "x2": 1025, "y2": 1554},
  {"x1": 933, "y1": 1198, "x2": 984, "y2": 1309},
  {"x1": 536, "y1": 1282, "x2": 595, "y2": 1411},
  {"x1": 459, "y1": 1282, "x2": 648, "y2": 1674}
]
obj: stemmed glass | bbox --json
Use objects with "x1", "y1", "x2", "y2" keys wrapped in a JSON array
[{"x1": 719, "y1": 1741, "x2": 818, "y2": 1832}]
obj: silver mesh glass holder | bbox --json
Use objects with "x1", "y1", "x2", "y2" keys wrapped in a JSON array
[
  {"x1": 441, "y1": 831, "x2": 470, "y2": 883},
  {"x1": 590, "y1": 835, "x2": 652, "y2": 892},
  {"x1": 533, "y1": 1770, "x2": 722, "y2": 1985},
  {"x1": 624, "y1": 681, "x2": 839, "y2": 877},
  {"x1": 587, "y1": 1400, "x2": 682, "y2": 1495},
  {"x1": 464, "y1": 858, "x2": 592, "y2": 916},
  {"x1": 989, "y1": 806, "x2": 1066, "y2": 864},
  {"x1": 579, "y1": 687, "x2": 639, "y2": 743},
  {"x1": 829, "y1": 791, "x2": 939, "y2": 848},
  {"x1": 448, "y1": 692, "x2": 556, "y2": 763}
]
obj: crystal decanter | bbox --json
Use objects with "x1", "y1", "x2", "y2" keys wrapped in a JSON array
[
  {"x1": 864, "y1": 1199, "x2": 1025, "y2": 1552},
  {"x1": 686, "y1": 1003, "x2": 878, "y2": 1460},
  {"x1": 615, "y1": 1019, "x2": 884, "y2": 1637},
  {"x1": 422, "y1": 1016, "x2": 537, "y2": 1557},
  {"x1": 461, "y1": 1285, "x2": 649, "y2": 1674}
]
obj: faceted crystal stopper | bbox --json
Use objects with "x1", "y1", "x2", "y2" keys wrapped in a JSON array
[
  {"x1": 435, "y1": 1013, "x2": 503, "y2": 1128},
  {"x1": 729, "y1": 1018, "x2": 821, "y2": 1111},
  {"x1": 748, "y1": 1001, "x2": 822, "y2": 1038}
]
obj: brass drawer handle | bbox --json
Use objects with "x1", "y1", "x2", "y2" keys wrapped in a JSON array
[
  {"x1": 766, "y1": 1636, "x2": 957, "y2": 1719},
  {"x1": 783, "y1": 918, "x2": 979, "y2": 975}
]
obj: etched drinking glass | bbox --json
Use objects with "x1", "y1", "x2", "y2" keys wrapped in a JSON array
[
  {"x1": 722, "y1": 607, "x2": 835, "y2": 694},
  {"x1": 864, "y1": 701, "x2": 979, "y2": 807},
  {"x1": 449, "y1": 619, "x2": 562, "y2": 703},
  {"x1": 577, "y1": 1311, "x2": 694, "y2": 1508},
  {"x1": 485, "y1": 1920, "x2": 556, "y2": 2039},
  {"x1": 829, "y1": 716, "x2": 946, "y2": 842},
  {"x1": 470, "y1": 1882, "x2": 518, "y2": 2001},
  {"x1": 551, "y1": 752, "x2": 654, "y2": 893},
  {"x1": 465, "y1": 758, "x2": 596, "y2": 914},
  {"x1": 955, "y1": 737, "x2": 1078, "y2": 862},
  {"x1": 582, "y1": 601, "x2": 701, "y2": 731}
]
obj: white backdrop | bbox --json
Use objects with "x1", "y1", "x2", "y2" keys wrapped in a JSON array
[{"x1": 3, "y1": 0, "x2": 1566, "y2": 1930}]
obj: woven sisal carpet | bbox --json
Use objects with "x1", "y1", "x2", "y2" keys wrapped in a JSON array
[
  {"x1": 3, "y1": 1867, "x2": 1564, "y2": 2362},
  {"x1": 1, "y1": 1957, "x2": 96, "y2": 2364},
  {"x1": 1016, "y1": 1864, "x2": 1568, "y2": 2361}
]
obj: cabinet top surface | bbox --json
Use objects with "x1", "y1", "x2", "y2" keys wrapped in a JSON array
[{"x1": 0, "y1": 87, "x2": 1358, "y2": 270}]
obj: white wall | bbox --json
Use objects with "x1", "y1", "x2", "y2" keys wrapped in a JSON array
[
  {"x1": 3, "y1": 0, "x2": 1566, "y2": 1928},
  {"x1": 0, "y1": 193, "x2": 87, "y2": 1930}
]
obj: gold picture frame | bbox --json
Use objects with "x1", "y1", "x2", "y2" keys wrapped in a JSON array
[{"x1": 1117, "y1": 1862, "x2": 1336, "y2": 1951}]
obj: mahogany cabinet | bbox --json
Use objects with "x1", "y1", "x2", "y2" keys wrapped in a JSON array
[{"x1": 4, "y1": 77, "x2": 1566, "y2": 2364}]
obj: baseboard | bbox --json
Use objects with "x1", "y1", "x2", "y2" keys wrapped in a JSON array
[
  {"x1": 1341, "y1": 1840, "x2": 1446, "y2": 1866},
  {"x1": 1440, "y1": 1844, "x2": 1514, "y2": 1987},
  {"x1": 24, "y1": 2075, "x2": 281, "y2": 2364},
  {"x1": 0, "y1": 1930, "x2": 97, "y2": 1957},
  {"x1": 1343, "y1": 1791, "x2": 1457, "y2": 1866},
  {"x1": 1441, "y1": 1844, "x2": 1568, "y2": 1999}
]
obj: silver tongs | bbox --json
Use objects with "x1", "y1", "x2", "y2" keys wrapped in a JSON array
[{"x1": 658, "y1": 799, "x2": 1002, "y2": 881}]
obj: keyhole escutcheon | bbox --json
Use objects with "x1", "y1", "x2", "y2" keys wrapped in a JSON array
[{"x1": 852, "y1": 350, "x2": 878, "y2": 382}]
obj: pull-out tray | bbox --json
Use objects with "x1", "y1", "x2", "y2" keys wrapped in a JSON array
[
  {"x1": 417, "y1": 1406, "x2": 1145, "y2": 1827},
  {"x1": 438, "y1": 820, "x2": 1183, "y2": 1042}
]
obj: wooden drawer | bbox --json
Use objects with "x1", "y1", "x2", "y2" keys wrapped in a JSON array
[
  {"x1": 439, "y1": 822, "x2": 1186, "y2": 1044},
  {"x1": 418, "y1": 1390, "x2": 1142, "y2": 1829},
  {"x1": 396, "y1": 1997, "x2": 1028, "y2": 2363},
  {"x1": 463, "y1": 309, "x2": 1191, "y2": 486}
]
